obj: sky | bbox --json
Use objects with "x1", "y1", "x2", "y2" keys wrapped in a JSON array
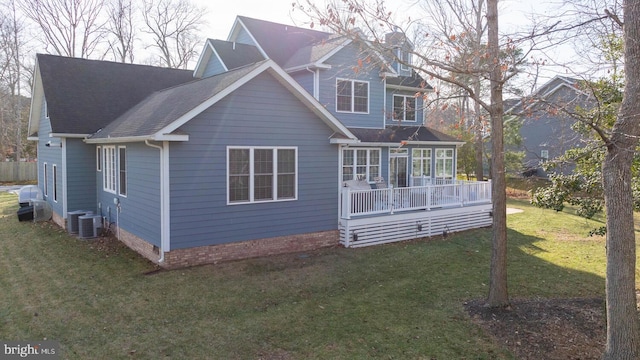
[
  {"x1": 191, "y1": 0, "x2": 539, "y2": 40},
  {"x1": 192, "y1": 0, "x2": 307, "y2": 40}
]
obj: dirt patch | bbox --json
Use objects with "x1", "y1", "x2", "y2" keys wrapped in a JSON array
[{"x1": 465, "y1": 297, "x2": 606, "y2": 359}]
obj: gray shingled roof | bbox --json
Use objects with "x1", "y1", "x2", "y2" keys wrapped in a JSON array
[
  {"x1": 237, "y1": 16, "x2": 331, "y2": 66},
  {"x1": 89, "y1": 61, "x2": 268, "y2": 139},
  {"x1": 387, "y1": 70, "x2": 432, "y2": 90},
  {"x1": 283, "y1": 34, "x2": 347, "y2": 69},
  {"x1": 208, "y1": 39, "x2": 264, "y2": 70},
  {"x1": 348, "y1": 126, "x2": 460, "y2": 143},
  {"x1": 37, "y1": 54, "x2": 194, "y2": 135}
]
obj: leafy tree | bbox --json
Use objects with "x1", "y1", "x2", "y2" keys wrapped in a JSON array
[{"x1": 532, "y1": 3, "x2": 640, "y2": 356}]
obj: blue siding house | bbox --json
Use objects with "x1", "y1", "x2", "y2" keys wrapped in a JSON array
[
  {"x1": 28, "y1": 16, "x2": 492, "y2": 268},
  {"x1": 507, "y1": 76, "x2": 593, "y2": 177}
]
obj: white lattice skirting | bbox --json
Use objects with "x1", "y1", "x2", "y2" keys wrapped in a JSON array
[{"x1": 339, "y1": 203, "x2": 493, "y2": 248}]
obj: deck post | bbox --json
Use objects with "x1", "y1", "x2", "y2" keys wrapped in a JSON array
[{"x1": 344, "y1": 187, "x2": 352, "y2": 219}]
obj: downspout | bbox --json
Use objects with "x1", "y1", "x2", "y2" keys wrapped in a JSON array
[
  {"x1": 305, "y1": 67, "x2": 319, "y2": 100},
  {"x1": 145, "y1": 140, "x2": 167, "y2": 263}
]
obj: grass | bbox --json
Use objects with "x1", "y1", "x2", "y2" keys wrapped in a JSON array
[{"x1": 0, "y1": 191, "x2": 638, "y2": 359}]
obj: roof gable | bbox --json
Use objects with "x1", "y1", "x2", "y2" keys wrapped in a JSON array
[
  {"x1": 193, "y1": 39, "x2": 264, "y2": 78},
  {"x1": 33, "y1": 54, "x2": 193, "y2": 136},
  {"x1": 228, "y1": 16, "x2": 331, "y2": 66},
  {"x1": 87, "y1": 60, "x2": 356, "y2": 143}
]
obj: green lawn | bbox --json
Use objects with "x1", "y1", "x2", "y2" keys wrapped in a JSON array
[{"x1": 0, "y1": 192, "x2": 637, "y2": 359}]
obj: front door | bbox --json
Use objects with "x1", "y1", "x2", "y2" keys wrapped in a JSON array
[{"x1": 390, "y1": 149, "x2": 408, "y2": 187}]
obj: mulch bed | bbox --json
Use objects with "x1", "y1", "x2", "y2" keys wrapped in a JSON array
[{"x1": 465, "y1": 297, "x2": 606, "y2": 359}]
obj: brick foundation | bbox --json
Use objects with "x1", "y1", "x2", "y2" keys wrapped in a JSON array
[
  {"x1": 115, "y1": 227, "x2": 340, "y2": 269},
  {"x1": 52, "y1": 211, "x2": 65, "y2": 229}
]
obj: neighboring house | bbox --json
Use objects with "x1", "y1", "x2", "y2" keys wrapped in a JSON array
[
  {"x1": 28, "y1": 16, "x2": 492, "y2": 268},
  {"x1": 507, "y1": 76, "x2": 593, "y2": 177}
]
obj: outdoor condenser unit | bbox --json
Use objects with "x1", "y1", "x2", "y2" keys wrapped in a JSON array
[
  {"x1": 78, "y1": 214, "x2": 102, "y2": 239},
  {"x1": 67, "y1": 210, "x2": 91, "y2": 234}
]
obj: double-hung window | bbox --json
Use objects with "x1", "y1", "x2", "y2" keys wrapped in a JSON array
[
  {"x1": 103, "y1": 146, "x2": 117, "y2": 193},
  {"x1": 336, "y1": 79, "x2": 369, "y2": 113},
  {"x1": 393, "y1": 95, "x2": 416, "y2": 121},
  {"x1": 435, "y1": 148, "x2": 454, "y2": 179},
  {"x1": 228, "y1": 147, "x2": 297, "y2": 204},
  {"x1": 342, "y1": 148, "x2": 380, "y2": 182}
]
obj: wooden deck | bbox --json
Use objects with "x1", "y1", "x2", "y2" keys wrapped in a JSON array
[{"x1": 339, "y1": 181, "x2": 492, "y2": 247}]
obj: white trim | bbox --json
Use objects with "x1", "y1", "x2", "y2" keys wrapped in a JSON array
[
  {"x1": 161, "y1": 142, "x2": 171, "y2": 252},
  {"x1": 392, "y1": 94, "x2": 417, "y2": 122},
  {"x1": 50, "y1": 133, "x2": 90, "y2": 138},
  {"x1": 228, "y1": 17, "x2": 269, "y2": 59},
  {"x1": 43, "y1": 162, "x2": 48, "y2": 198},
  {"x1": 336, "y1": 78, "x2": 370, "y2": 114},
  {"x1": 27, "y1": 59, "x2": 42, "y2": 139},
  {"x1": 156, "y1": 60, "x2": 356, "y2": 141},
  {"x1": 313, "y1": 69, "x2": 320, "y2": 100},
  {"x1": 52, "y1": 164, "x2": 58, "y2": 202},
  {"x1": 341, "y1": 147, "x2": 381, "y2": 183},
  {"x1": 102, "y1": 146, "x2": 117, "y2": 194},
  {"x1": 331, "y1": 139, "x2": 465, "y2": 147},
  {"x1": 84, "y1": 134, "x2": 189, "y2": 144},
  {"x1": 61, "y1": 138, "x2": 67, "y2": 216},
  {"x1": 285, "y1": 63, "x2": 332, "y2": 72},
  {"x1": 227, "y1": 146, "x2": 298, "y2": 205},
  {"x1": 387, "y1": 84, "x2": 431, "y2": 92},
  {"x1": 96, "y1": 146, "x2": 102, "y2": 172},
  {"x1": 118, "y1": 146, "x2": 127, "y2": 197}
]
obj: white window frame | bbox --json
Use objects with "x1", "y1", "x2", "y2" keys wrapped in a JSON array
[
  {"x1": 412, "y1": 148, "x2": 432, "y2": 178},
  {"x1": 342, "y1": 148, "x2": 381, "y2": 183},
  {"x1": 227, "y1": 146, "x2": 298, "y2": 205},
  {"x1": 336, "y1": 78, "x2": 369, "y2": 114},
  {"x1": 398, "y1": 48, "x2": 411, "y2": 71},
  {"x1": 103, "y1": 146, "x2": 117, "y2": 194},
  {"x1": 96, "y1": 146, "x2": 102, "y2": 172},
  {"x1": 43, "y1": 162, "x2": 48, "y2": 197},
  {"x1": 392, "y1": 95, "x2": 417, "y2": 122},
  {"x1": 118, "y1": 146, "x2": 127, "y2": 197},
  {"x1": 541, "y1": 149, "x2": 549, "y2": 161},
  {"x1": 435, "y1": 148, "x2": 455, "y2": 179},
  {"x1": 52, "y1": 164, "x2": 58, "y2": 202}
]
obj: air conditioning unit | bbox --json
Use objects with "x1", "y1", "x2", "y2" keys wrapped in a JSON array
[
  {"x1": 32, "y1": 200, "x2": 52, "y2": 222},
  {"x1": 78, "y1": 215, "x2": 102, "y2": 239},
  {"x1": 67, "y1": 210, "x2": 92, "y2": 234}
]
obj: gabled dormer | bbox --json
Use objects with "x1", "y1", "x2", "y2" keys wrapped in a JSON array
[
  {"x1": 193, "y1": 39, "x2": 264, "y2": 78},
  {"x1": 385, "y1": 31, "x2": 414, "y2": 77}
]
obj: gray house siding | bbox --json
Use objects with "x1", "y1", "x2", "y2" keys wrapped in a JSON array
[
  {"x1": 168, "y1": 72, "x2": 339, "y2": 249},
  {"x1": 518, "y1": 85, "x2": 587, "y2": 177},
  {"x1": 37, "y1": 101, "x2": 64, "y2": 218},
  {"x1": 202, "y1": 54, "x2": 226, "y2": 78},
  {"x1": 65, "y1": 138, "x2": 96, "y2": 213},
  {"x1": 234, "y1": 27, "x2": 256, "y2": 47},
  {"x1": 96, "y1": 142, "x2": 162, "y2": 246},
  {"x1": 290, "y1": 71, "x2": 314, "y2": 96},
  {"x1": 318, "y1": 46, "x2": 385, "y2": 129}
]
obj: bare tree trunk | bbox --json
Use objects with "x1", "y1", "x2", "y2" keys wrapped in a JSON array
[
  {"x1": 602, "y1": 1, "x2": 640, "y2": 358},
  {"x1": 486, "y1": 0, "x2": 509, "y2": 308},
  {"x1": 473, "y1": 0, "x2": 485, "y2": 181}
]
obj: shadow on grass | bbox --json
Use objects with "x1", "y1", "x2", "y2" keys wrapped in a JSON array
[{"x1": 0, "y1": 194, "x2": 610, "y2": 360}]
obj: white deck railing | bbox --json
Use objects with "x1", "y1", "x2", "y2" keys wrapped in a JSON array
[{"x1": 341, "y1": 180, "x2": 492, "y2": 219}]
